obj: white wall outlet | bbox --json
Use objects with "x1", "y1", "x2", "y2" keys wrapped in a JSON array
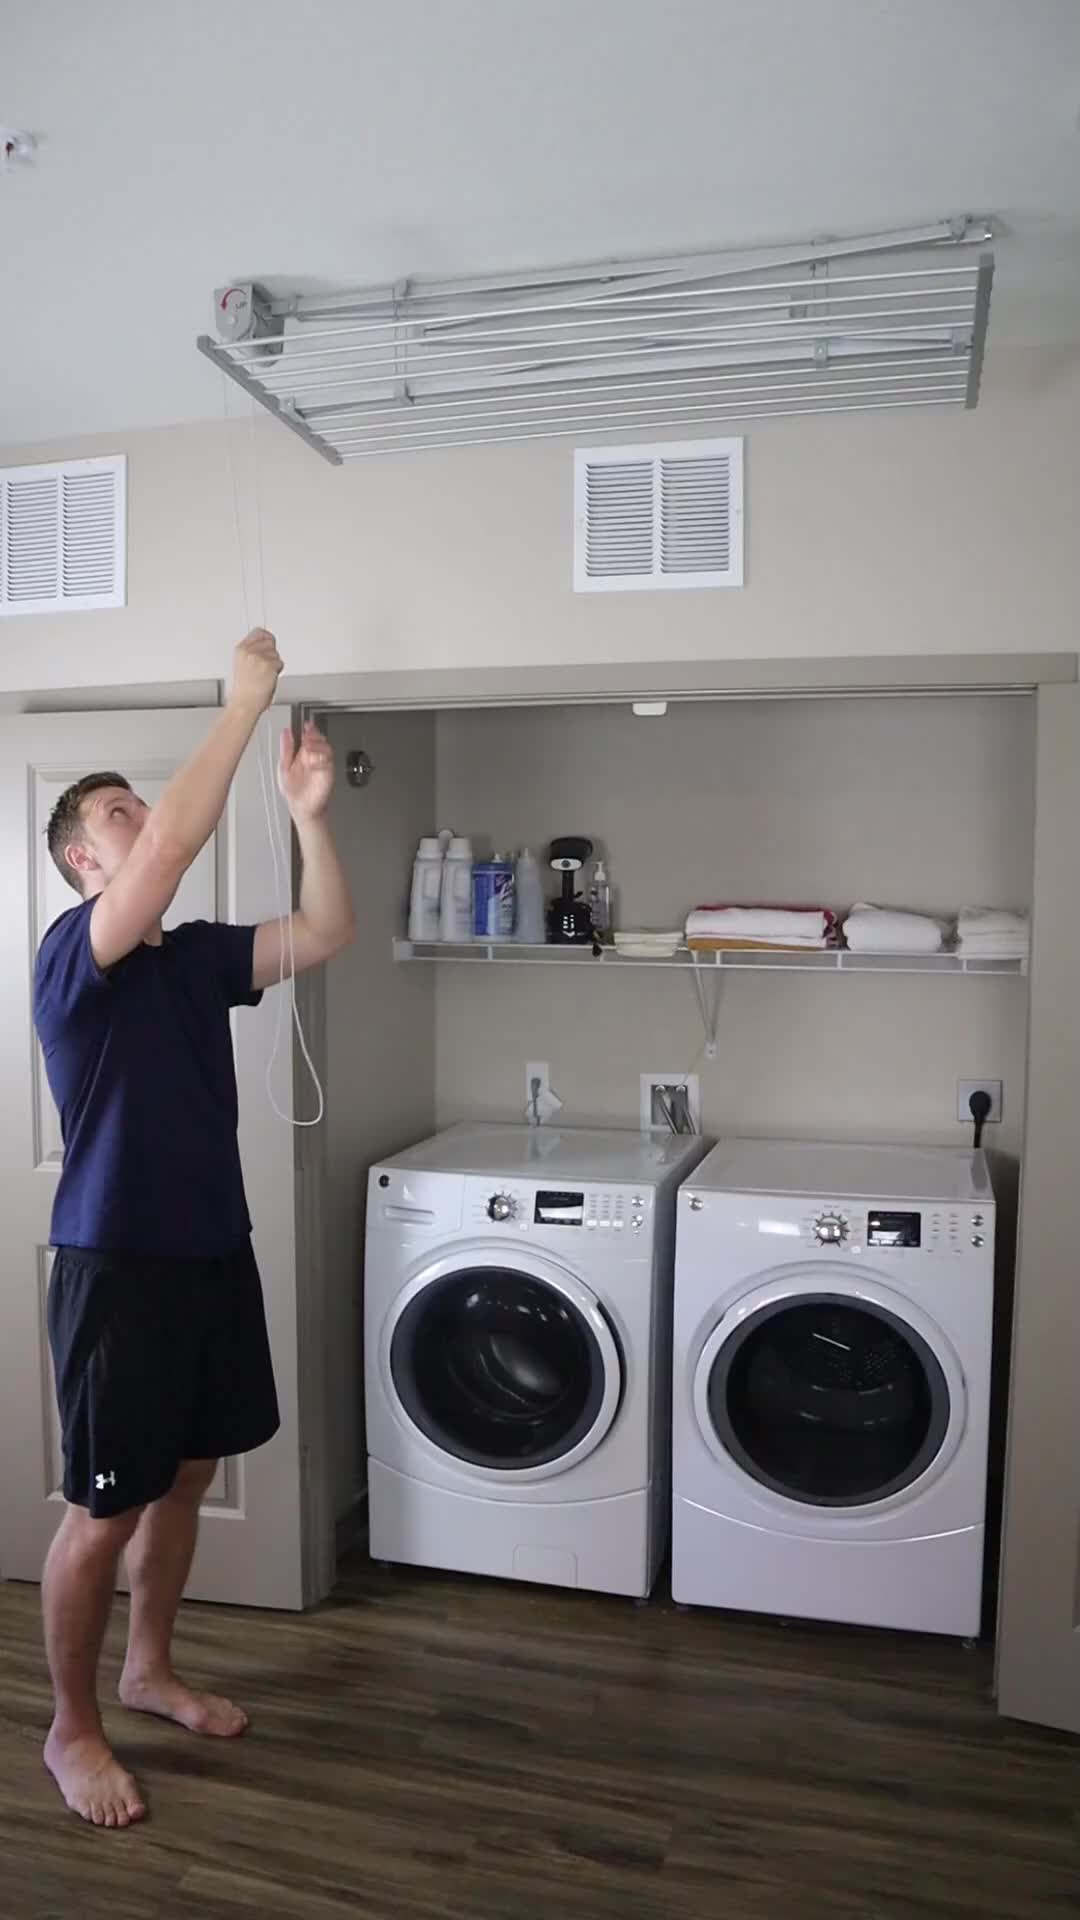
[
  {"x1": 641, "y1": 1072, "x2": 701, "y2": 1134},
  {"x1": 957, "y1": 1078, "x2": 1003, "y2": 1125}
]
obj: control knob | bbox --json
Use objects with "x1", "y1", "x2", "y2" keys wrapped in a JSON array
[
  {"x1": 487, "y1": 1192, "x2": 517, "y2": 1223},
  {"x1": 813, "y1": 1211, "x2": 849, "y2": 1246}
]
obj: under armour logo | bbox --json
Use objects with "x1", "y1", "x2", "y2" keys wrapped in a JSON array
[{"x1": 95, "y1": 1471, "x2": 116, "y2": 1490}]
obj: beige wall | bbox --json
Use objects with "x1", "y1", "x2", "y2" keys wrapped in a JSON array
[
  {"x1": 432, "y1": 695, "x2": 1033, "y2": 1158},
  {"x1": 1, "y1": 347, "x2": 1077, "y2": 695},
  {"x1": 322, "y1": 710, "x2": 436, "y2": 1519}
]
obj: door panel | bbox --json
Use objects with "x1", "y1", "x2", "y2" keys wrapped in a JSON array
[
  {"x1": 390, "y1": 1267, "x2": 612, "y2": 1470},
  {"x1": 996, "y1": 683, "x2": 1080, "y2": 1732},
  {"x1": 0, "y1": 708, "x2": 304, "y2": 1608}
]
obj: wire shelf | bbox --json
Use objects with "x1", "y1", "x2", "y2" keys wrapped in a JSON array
[{"x1": 392, "y1": 940, "x2": 1026, "y2": 977}]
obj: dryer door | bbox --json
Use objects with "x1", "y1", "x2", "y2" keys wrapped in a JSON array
[
  {"x1": 693, "y1": 1274, "x2": 959, "y2": 1509},
  {"x1": 385, "y1": 1247, "x2": 624, "y2": 1481}
]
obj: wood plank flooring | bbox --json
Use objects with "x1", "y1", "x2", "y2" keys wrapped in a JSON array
[{"x1": 2, "y1": 1554, "x2": 1078, "y2": 1919}]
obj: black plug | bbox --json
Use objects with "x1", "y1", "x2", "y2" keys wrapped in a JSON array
[{"x1": 968, "y1": 1088, "x2": 993, "y2": 1150}]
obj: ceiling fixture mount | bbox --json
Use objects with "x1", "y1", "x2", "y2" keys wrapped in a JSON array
[
  {"x1": 0, "y1": 128, "x2": 36, "y2": 173},
  {"x1": 197, "y1": 218, "x2": 994, "y2": 464}
]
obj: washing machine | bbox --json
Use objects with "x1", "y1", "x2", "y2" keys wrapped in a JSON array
[
  {"x1": 672, "y1": 1139, "x2": 996, "y2": 1636},
  {"x1": 365, "y1": 1123, "x2": 707, "y2": 1597}
]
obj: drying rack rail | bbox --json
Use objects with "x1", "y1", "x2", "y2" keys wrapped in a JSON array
[{"x1": 199, "y1": 220, "x2": 994, "y2": 462}]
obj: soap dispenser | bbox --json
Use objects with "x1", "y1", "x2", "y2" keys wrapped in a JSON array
[{"x1": 588, "y1": 859, "x2": 613, "y2": 940}]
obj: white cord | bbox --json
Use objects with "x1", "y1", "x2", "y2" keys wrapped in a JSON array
[
  {"x1": 223, "y1": 378, "x2": 325, "y2": 1127},
  {"x1": 255, "y1": 710, "x2": 325, "y2": 1127}
]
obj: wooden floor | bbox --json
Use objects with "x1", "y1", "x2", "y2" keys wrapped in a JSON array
[{"x1": 2, "y1": 1555, "x2": 1079, "y2": 1920}]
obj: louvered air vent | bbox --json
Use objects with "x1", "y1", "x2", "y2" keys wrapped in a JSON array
[
  {"x1": 0, "y1": 456, "x2": 126, "y2": 615},
  {"x1": 574, "y1": 439, "x2": 743, "y2": 591}
]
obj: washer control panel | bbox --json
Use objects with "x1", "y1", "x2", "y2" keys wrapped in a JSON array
[{"x1": 466, "y1": 1182, "x2": 652, "y2": 1236}]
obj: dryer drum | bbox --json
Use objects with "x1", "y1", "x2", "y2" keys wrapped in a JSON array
[
  {"x1": 744, "y1": 1305, "x2": 918, "y2": 1432},
  {"x1": 708, "y1": 1294, "x2": 952, "y2": 1507}
]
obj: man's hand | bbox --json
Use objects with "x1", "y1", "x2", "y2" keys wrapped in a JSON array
[
  {"x1": 228, "y1": 629, "x2": 283, "y2": 718},
  {"x1": 278, "y1": 719, "x2": 335, "y2": 822}
]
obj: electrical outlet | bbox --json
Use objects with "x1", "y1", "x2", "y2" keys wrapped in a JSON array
[
  {"x1": 957, "y1": 1078, "x2": 1003, "y2": 1125},
  {"x1": 641, "y1": 1073, "x2": 701, "y2": 1134}
]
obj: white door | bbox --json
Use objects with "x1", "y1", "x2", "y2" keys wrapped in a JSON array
[{"x1": 0, "y1": 707, "x2": 307, "y2": 1609}]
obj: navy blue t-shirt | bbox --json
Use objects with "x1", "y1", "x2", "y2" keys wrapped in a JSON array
[{"x1": 33, "y1": 901, "x2": 263, "y2": 1259}]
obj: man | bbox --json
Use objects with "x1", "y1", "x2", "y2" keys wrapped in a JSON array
[{"x1": 32, "y1": 629, "x2": 354, "y2": 1829}]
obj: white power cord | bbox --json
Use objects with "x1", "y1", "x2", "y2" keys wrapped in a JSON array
[{"x1": 224, "y1": 378, "x2": 325, "y2": 1126}]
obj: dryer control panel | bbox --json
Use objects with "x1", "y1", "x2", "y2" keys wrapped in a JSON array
[{"x1": 796, "y1": 1204, "x2": 990, "y2": 1253}]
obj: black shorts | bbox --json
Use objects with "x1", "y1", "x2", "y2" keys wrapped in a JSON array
[{"x1": 48, "y1": 1240, "x2": 280, "y2": 1518}]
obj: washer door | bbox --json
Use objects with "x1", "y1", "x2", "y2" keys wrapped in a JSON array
[
  {"x1": 385, "y1": 1247, "x2": 623, "y2": 1480},
  {"x1": 693, "y1": 1275, "x2": 958, "y2": 1509}
]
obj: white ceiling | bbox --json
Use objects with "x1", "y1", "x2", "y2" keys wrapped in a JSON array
[{"x1": 4, "y1": 0, "x2": 1080, "y2": 444}]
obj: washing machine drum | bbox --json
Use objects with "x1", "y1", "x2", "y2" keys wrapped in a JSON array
[
  {"x1": 708, "y1": 1293, "x2": 951, "y2": 1507},
  {"x1": 390, "y1": 1266, "x2": 619, "y2": 1470}
]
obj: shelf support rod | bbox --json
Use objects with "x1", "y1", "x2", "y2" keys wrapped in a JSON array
[{"x1": 690, "y1": 962, "x2": 724, "y2": 1060}]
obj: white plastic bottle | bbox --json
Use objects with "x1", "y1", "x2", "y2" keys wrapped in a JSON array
[
  {"x1": 440, "y1": 837, "x2": 474, "y2": 942},
  {"x1": 408, "y1": 837, "x2": 445, "y2": 943},
  {"x1": 514, "y1": 847, "x2": 546, "y2": 944}
]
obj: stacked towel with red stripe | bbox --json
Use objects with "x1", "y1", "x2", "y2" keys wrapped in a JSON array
[{"x1": 685, "y1": 907, "x2": 836, "y2": 952}]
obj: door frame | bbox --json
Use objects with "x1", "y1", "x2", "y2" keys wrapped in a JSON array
[
  {"x1": 282, "y1": 649, "x2": 1075, "y2": 715},
  {"x1": 8, "y1": 651, "x2": 1078, "y2": 1723},
  {"x1": 994, "y1": 681, "x2": 1080, "y2": 1733},
  {"x1": 4, "y1": 651, "x2": 1074, "y2": 723}
]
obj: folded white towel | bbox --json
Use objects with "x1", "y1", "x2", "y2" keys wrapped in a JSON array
[
  {"x1": 613, "y1": 930, "x2": 683, "y2": 958},
  {"x1": 686, "y1": 907, "x2": 830, "y2": 944},
  {"x1": 956, "y1": 908, "x2": 1029, "y2": 959},
  {"x1": 957, "y1": 939, "x2": 1029, "y2": 959},
  {"x1": 957, "y1": 908, "x2": 1029, "y2": 940},
  {"x1": 842, "y1": 904, "x2": 947, "y2": 955}
]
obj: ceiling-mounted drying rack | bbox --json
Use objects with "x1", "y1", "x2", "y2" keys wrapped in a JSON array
[{"x1": 197, "y1": 217, "x2": 994, "y2": 464}]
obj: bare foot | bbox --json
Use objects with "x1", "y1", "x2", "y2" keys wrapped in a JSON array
[
  {"x1": 44, "y1": 1725, "x2": 146, "y2": 1827},
  {"x1": 118, "y1": 1668, "x2": 248, "y2": 1737}
]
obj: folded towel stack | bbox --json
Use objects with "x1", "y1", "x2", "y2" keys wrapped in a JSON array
[
  {"x1": 613, "y1": 929, "x2": 683, "y2": 960},
  {"x1": 955, "y1": 909, "x2": 1030, "y2": 960},
  {"x1": 686, "y1": 907, "x2": 835, "y2": 951},
  {"x1": 842, "y1": 903, "x2": 949, "y2": 955}
]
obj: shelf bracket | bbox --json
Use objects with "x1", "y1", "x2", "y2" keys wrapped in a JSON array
[{"x1": 690, "y1": 961, "x2": 723, "y2": 1060}]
